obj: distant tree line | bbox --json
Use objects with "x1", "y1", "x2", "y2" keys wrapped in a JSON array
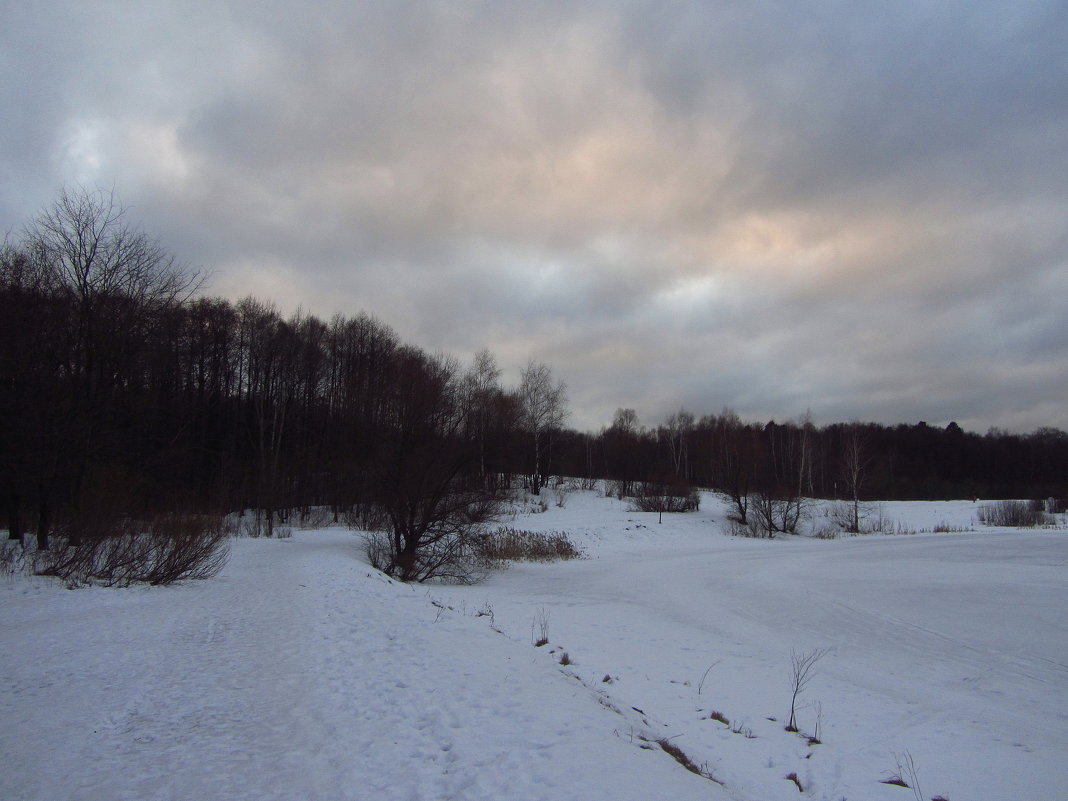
[
  {"x1": 557, "y1": 410, "x2": 1068, "y2": 506},
  {"x1": 3, "y1": 188, "x2": 1066, "y2": 558}
]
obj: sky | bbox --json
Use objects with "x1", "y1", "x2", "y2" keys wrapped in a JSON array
[{"x1": 2, "y1": 1, "x2": 1066, "y2": 434}]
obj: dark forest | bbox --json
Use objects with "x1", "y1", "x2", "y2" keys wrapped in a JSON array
[{"x1": 3, "y1": 189, "x2": 1066, "y2": 552}]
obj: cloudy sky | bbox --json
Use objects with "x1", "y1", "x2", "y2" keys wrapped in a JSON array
[{"x1": 3, "y1": 1, "x2": 1066, "y2": 433}]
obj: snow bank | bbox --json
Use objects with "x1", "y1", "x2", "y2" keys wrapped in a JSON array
[
  {"x1": 1, "y1": 530, "x2": 721, "y2": 801},
  {"x1": 3, "y1": 490, "x2": 1065, "y2": 800}
]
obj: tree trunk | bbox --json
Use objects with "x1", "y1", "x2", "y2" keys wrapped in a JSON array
[
  {"x1": 6, "y1": 493, "x2": 21, "y2": 540},
  {"x1": 36, "y1": 497, "x2": 50, "y2": 550},
  {"x1": 532, "y1": 432, "x2": 542, "y2": 495}
]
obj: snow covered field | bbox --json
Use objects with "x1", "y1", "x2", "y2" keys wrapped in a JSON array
[{"x1": 2, "y1": 491, "x2": 1066, "y2": 800}]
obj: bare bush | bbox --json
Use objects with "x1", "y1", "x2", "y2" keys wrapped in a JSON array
[
  {"x1": 811, "y1": 523, "x2": 839, "y2": 540},
  {"x1": 748, "y1": 494, "x2": 779, "y2": 537},
  {"x1": 236, "y1": 511, "x2": 296, "y2": 538},
  {"x1": 829, "y1": 500, "x2": 857, "y2": 531},
  {"x1": 726, "y1": 517, "x2": 768, "y2": 538},
  {"x1": 863, "y1": 503, "x2": 894, "y2": 534},
  {"x1": 38, "y1": 514, "x2": 229, "y2": 587},
  {"x1": 342, "y1": 502, "x2": 390, "y2": 532},
  {"x1": 978, "y1": 499, "x2": 1048, "y2": 527},
  {"x1": 140, "y1": 514, "x2": 231, "y2": 584},
  {"x1": 241, "y1": 514, "x2": 267, "y2": 538},
  {"x1": 296, "y1": 507, "x2": 334, "y2": 528},
  {"x1": 365, "y1": 487, "x2": 500, "y2": 584},
  {"x1": 630, "y1": 480, "x2": 700, "y2": 519},
  {"x1": 751, "y1": 492, "x2": 806, "y2": 537},
  {"x1": 2, "y1": 540, "x2": 26, "y2": 576}
]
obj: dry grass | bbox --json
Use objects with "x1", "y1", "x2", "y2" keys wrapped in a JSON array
[
  {"x1": 929, "y1": 521, "x2": 970, "y2": 533},
  {"x1": 475, "y1": 528, "x2": 584, "y2": 563},
  {"x1": 653, "y1": 738, "x2": 722, "y2": 784}
]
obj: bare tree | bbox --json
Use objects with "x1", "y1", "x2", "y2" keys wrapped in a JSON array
[
  {"x1": 664, "y1": 407, "x2": 694, "y2": 480},
  {"x1": 840, "y1": 422, "x2": 870, "y2": 533},
  {"x1": 604, "y1": 407, "x2": 642, "y2": 499},
  {"x1": 708, "y1": 409, "x2": 756, "y2": 525},
  {"x1": 28, "y1": 185, "x2": 201, "y2": 313},
  {"x1": 786, "y1": 647, "x2": 829, "y2": 732},
  {"x1": 20, "y1": 186, "x2": 201, "y2": 548},
  {"x1": 517, "y1": 360, "x2": 568, "y2": 495},
  {"x1": 754, "y1": 417, "x2": 810, "y2": 535},
  {"x1": 463, "y1": 348, "x2": 502, "y2": 486},
  {"x1": 367, "y1": 348, "x2": 502, "y2": 583}
]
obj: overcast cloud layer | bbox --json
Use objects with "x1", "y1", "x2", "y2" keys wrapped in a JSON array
[{"x1": 3, "y1": 1, "x2": 1066, "y2": 432}]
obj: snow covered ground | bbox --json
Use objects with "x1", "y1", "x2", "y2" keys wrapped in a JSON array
[{"x1": 2, "y1": 491, "x2": 1066, "y2": 800}]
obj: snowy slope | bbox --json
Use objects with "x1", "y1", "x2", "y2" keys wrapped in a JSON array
[
  {"x1": 435, "y1": 492, "x2": 1068, "y2": 801},
  {"x1": 1, "y1": 530, "x2": 723, "y2": 801},
  {"x1": 2, "y1": 491, "x2": 1066, "y2": 801}
]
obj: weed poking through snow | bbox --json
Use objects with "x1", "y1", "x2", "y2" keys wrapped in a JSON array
[
  {"x1": 531, "y1": 605, "x2": 550, "y2": 646},
  {"x1": 697, "y1": 660, "x2": 720, "y2": 695},
  {"x1": 881, "y1": 751, "x2": 925, "y2": 801}
]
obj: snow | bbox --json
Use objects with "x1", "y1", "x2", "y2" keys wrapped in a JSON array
[{"x1": 3, "y1": 491, "x2": 1066, "y2": 800}]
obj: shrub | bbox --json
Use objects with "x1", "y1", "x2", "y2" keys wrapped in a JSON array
[
  {"x1": 811, "y1": 523, "x2": 839, "y2": 540},
  {"x1": 2, "y1": 540, "x2": 26, "y2": 576},
  {"x1": 366, "y1": 483, "x2": 503, "y2": 584},
  {"x1": 727, "y1": 517, "x2": 768, "y2": 538},
  {"x1": 38, "y1": 513, "x2": 229, "y2": 587},
  {"x1": 978, "y1": 499, "x2": 1048, "y2": 527},
  {"x1": 829, "y1": 500, "x2": 858, "y2": 532},
  {"x1": 750, "y1": 492, "x2": 807, "y2": 537},
  {"x1": 342, "y1": 502, "x2": 390, "y2": 533},
  {"x1": 630, "y1": 480, "x2": 700, "y2": 515}
]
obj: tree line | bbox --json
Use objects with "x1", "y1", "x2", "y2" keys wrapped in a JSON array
[{"x1": 3, "y1": 188, "x2": 1065, "y2": 565}]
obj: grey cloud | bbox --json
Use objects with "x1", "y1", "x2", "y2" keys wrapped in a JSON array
[{"x1": 2, "y1": 0, "x2": 1066, "y2": 433}]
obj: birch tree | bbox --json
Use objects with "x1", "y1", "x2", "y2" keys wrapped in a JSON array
[{"x1": 518, "y1": 360, "x2": 568, "y2": 495}]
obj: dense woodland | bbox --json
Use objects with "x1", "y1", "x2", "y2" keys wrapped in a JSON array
[{"x1": 3, "y1": 189, "x2": 1067, "y2": 558}]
